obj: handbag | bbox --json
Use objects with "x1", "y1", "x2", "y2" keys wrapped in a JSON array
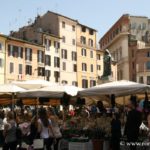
[
  {"x1": 33, "y1": 138, "x2": 44, "y2": 149},
  {"x1": 53, "y1": 126, "x2": 62, "y2": 138}
]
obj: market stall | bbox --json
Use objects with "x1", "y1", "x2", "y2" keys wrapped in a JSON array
[
  {"x1": 17, "y1": 85, "x2": 83, "y2": 98},
  {"x1": 78, "y1": 80, "x2": 150, "y2": 97}
]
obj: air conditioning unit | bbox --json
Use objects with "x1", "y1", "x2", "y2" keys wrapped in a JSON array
[{"x1": 18, "y1": 74, "x2": 22, "y2": 80}]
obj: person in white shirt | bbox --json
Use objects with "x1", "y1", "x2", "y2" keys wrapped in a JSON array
[{"x1": 37, "y1": 108, "x2": 55, "y2": 150}]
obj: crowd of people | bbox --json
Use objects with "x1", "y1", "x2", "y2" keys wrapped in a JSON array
[
  {"x1": 0, "y1": 95, "x2": 150, "y2": 150},
  {"x1": 0, "y1": 107, "x2": 63, "y2": 150}
]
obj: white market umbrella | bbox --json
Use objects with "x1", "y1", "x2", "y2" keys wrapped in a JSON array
[
  {"x1": 0, "y1": 84, "x2": 26, "y2": 107},
  {"x1": 12, "y1": 79, "x2": 57, "y2": 90},
  {"x1": 18, "y1": 85, "x2": 83, "y2": 98},
  {"x1": 0, "y1": 84, "x2": 26, "y2": 93},
  {"x1": 79, "y1": 80, "x2": 150, "y2": 97}
]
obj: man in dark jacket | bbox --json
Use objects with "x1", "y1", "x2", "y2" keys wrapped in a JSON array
[
  {"x1": 125, "y1": 96, "x2": 142, "y2": 150},
  {"x1": 111, "y1": 113, "x2": 121, "y2": 150}
]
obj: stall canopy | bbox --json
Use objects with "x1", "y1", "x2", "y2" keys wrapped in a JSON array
[
  {"x1": 0, "y1": 84, "x2": 26, "y2": 106},
  {"x1": 79, "y1": 80, "x2": 150, "y2": 97},
  {"x1": 12, "y1": 79, "x2": 57, "y2": 90},
  {"x1": 0, "y1": 84, "x2": 26, "y2": 93},
  {"x1": 18, "y1": 85, "x2": 83, "y2": 98}
]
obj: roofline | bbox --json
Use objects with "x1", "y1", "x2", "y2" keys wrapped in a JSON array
[
  {"x1": 0, "y1": 33, "x2": 8, "y2": 39},
  {"x1": 40, "y1": 31, "x2": 62, "y2": 39},
  {"x1": 47, "y1": 10, "x2": 78, "y2": 23},
  {"x1": 0, "y1": 34, "x2": 44, "y2": 47},
  {"x1": 130, "y1": 15, "x2": 148, "y2": 19},
  {"x1": 99, "y1": 14, "x2": 130, "y2": 43},
  {"x1": 96, "y1": 49, "x2": 104, "y2": 53},
  {"x1": 47, "y1": 11, "x2": 97, "y2": 31},
  {"x1": 77, "y1": 23, "x2": 97, "y2": 32}
]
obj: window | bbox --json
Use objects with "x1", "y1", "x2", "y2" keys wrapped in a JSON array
[
  {"x1": 90, "y1": 80, "x2": 96, "y2": 87},
  {"x1": 81, "y1": 26, "x2": 86, "y2": 32},
  {"x1": 142, "y1": 23, "x2": 146, "y2": 30},
  {"x1": 13, "y1": 46, "x2": 18, "y2": 57},
  {"x1": 62, "y1": 80, "x2": 68, "y2": 85},
  {"x1": 45, "y1": 39, "x2": 51, "y2": 51},
  {"x1": 97, "y1": 54, "x2": 101, "y2": 60},
  {"x1": 80, "y1": 36, "x2": 86, "y2": 44},
  {"x1": 10, "y1": 63, "x2": 14, "y2": 73},
  {"x1": 97, "y1": 65, "x2": 101, "y2": 70},
  {"x1": 18, "y1": 47, "x2": 23, "y2": 58},
  {"x1": 81, "y1": 48, "x2": 86, "y2": 56},
  {"x1": 82, "y1": 79, "x2": 88, "y2": 88},
  {"x1": 89, "y1": 39, "x2": 93, "y2": 47},
  {"x1": 38, "y1": 67, "x2": 45, "y2": 76},
  {"x1": 45, "y1": 55, "x2": 51, "y2": 66},
  {"x1": 73, "y1": 64, "x2": 77, "y2": 72},
  {"x1": 72, "y1": 39, "x2": 76, "y2": 45},
  {"x1": 72, "y1": 81, "x2": 78, "y2": 86},
  {"x1": 147, "y1": 51, "x2": 150, "y2": 57},
  {"x1": 8, "y1": 45, "x2": 13, "y2": 56},
  {"x1": 62, "y1": 36, "x2": 66, "y2": 43},
  {"x1": 8, "y1": 45, "x2": 23, "y2": 58},
  {"x1": 0, "y1": 58, "x2": 3, "y2": 67},
  {"x1": 54, "y1": 41, "x2": 60, "y2": 53},
  {"x1": 90, "y1": 51, "x2": 93, "y2": 58},
  {"x1": 25, "y1": 48, "x2": 32, "y2": 61},
  {"x1": 45, "y1": 70, "x2": 51, "y2": 81},
  {"x1": 62, "y1": 21, "x2": 65, "y2": 28},
  {"x1": 91, "y1": 64, "x2": 94, "y2": 72},
  {"x1": 54, "y1": 71, "x2": 60, "y2": 82},
  {"x1": 45, "y1": 70, "x2": 51, "y2": 77},
  {"x1": 61, "y1": 49, "x2": 67, "y2": 59},
  {"x1": 19, "y1": 64, "x2": 22, "y2": 74},
  {"x1": 72, "y1": 25, "x2": 75, "y2": 31},
  {"x1": 119, "y1": 47, "x2": 122, "y2": 59},
  {"x1": 37, "y1": 50, "x2": 44, "y2": 63},
  {"x1": 26, "y1": 65, "x2": 32, "y2": 75},
  {"x1": 54, "y1": 57, "x2": 60, "y2": 67},
  {"x1": 62, "y1": 62, "x2": 66, "y2": 71},
  {"x1": 139, "y1": 76, "x2": 143, "y2": 83},
  {"x1": 82, "y1": 63, "x2": 87, "y2": 71},
  {"x1": 0, "y1": 43, "x2": 2, "y2": 50},
  {"x1": 147, "y1": 76, "x2": 150, "y2": 85},
  {"x1": 132, "y1": 62, "x2": 135, "y2": 69},
  {"x1": 72, "y1": 52, "x2": 77, "y2": 61},
  {"x1": 89, "y1": 29, "x2": 94, "y2": 35},
  {"x1": 146, "y1": 61, "x2": 150, "y2": 70},
  {"x1": 117, "y1": 70, "x2": 123, "y2": 80}
]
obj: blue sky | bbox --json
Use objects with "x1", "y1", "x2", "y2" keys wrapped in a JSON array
[{"x1": 0, "y1": 0, "x2": 149, "y2": 39}]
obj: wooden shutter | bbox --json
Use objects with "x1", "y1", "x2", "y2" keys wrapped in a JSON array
[{"x1": 30, "y1": 49, "x2": 32, "y2": 61}]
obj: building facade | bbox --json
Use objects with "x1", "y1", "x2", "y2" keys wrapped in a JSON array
[
  {"x1": 76, "y1": 24, "x2": 97, "y2": 88},
  {"x1": 0, "y1": 34, "x2": 7, "y2": 84},
  {"x1": 10, "y1": 11, "x2": 99, "y2": 87},
  {"x1": 58, "y1": 15, "x2": 77, "y2": 86},
  {"x1": 43, "y1": 33, "x2": 61, "y2": 83},
  {"x1": 11, "y1": 11, "x2": 78, "y2": 86},
  {"x1": 5, "y1": 36, "x2": 45, "y2": 83},
  {"x1": 129, "y1": 40, "x2": 150, "y2": 84},
  {"x1": 96, "y1": 50, "x2": 104, "y2": 80},
  {"x1": 99, "y1": 14, "x2": 150, "y2": 82}
]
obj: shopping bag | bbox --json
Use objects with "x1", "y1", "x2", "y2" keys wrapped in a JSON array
[{"x1": 33, "y1": 139, "x2": 44, "y2": 149}]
